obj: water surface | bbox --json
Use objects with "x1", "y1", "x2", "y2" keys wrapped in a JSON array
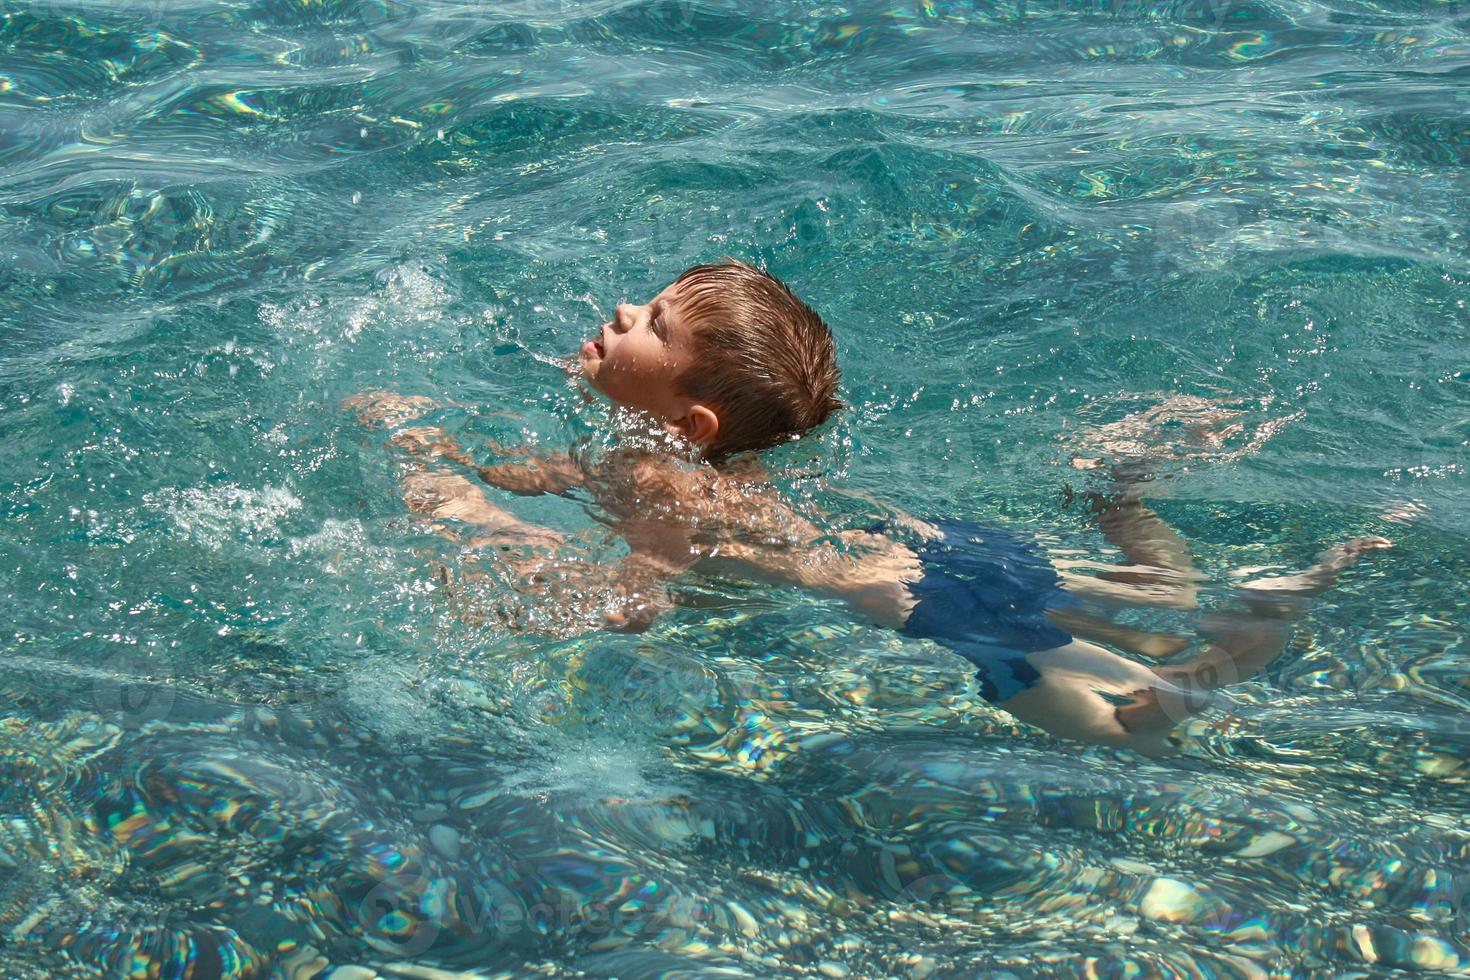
[{"x1": 2, "y1": 0, "x2": 1469, "y2": 976}]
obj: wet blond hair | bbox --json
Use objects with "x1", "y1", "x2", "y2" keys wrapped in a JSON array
[{"x1": 670, "y1": 260, "x2": 842, "y2": 458}]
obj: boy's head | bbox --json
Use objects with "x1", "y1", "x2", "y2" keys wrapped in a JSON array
[{"x1": 578, "y1": 260, "x2": 841, "y2": 458}]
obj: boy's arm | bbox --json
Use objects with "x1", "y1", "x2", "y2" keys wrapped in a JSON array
[
  {"x1": 597, "y1": 498, "x2": 718, "y2": 631},
  {"x1": 386, "y1": 426, "x2": 583, "y2": 496},
  {"x1": 710, "y1": 529, "x2": 918, "y2": 629},
  {"x1": 601, "y1": 549, "x2": 685, "y2": 632},
  {"x1": 476, "y1": 455, "x2": 583, "y2": 497},
  {"x1": 346, "y1": 391, "x2": 583, "y2": 497},
  {"x1": 692, "y1": 481, "x2": 921, "y2": 629}
]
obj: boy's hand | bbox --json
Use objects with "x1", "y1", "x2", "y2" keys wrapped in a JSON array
[
  {"x1": 343, "y1": 391, "x2": 435, "y2": 429},
  {"x1": 603, "y1": 574, "x2": 674, "y2": 632},
  {"x1": 392, "y1": 426, "x2": 475, "y2": 466},
  {"x1": 603, "y1": 592, "x2": 669, "y2": 633},
  {"x1": 600, "y1": 549, "x2": 683, "y2": 633}
]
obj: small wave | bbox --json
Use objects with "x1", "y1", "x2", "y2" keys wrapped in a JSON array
[{"x1": 145, "y1": 482, "x2": 302, "y2": 549}]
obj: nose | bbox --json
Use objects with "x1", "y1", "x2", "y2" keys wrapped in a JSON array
[{"x1": 613, "y1": 302, "x2": 638, "y2": 333}]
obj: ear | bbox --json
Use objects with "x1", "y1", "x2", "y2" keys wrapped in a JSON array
[{"x1": 673, "y1": 404, "x2": 720, "y2": 447}]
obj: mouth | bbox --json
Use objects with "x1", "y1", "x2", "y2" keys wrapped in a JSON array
[{"x1": 581, "y1": 329, "x2": 606, "y2": 361}]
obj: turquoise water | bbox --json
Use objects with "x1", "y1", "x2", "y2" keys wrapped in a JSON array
[{"x1": 3, "y1": 0, "x2": 1470, "y2": 975}]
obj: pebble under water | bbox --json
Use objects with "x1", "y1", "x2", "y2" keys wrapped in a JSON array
[{"x1": 1, "y1": 0, "x2": 1469, "y2": 976}]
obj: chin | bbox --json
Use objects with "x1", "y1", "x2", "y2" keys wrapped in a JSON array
[{"x1": 580, "y1": 367, "x2": 606, "y2": 393}]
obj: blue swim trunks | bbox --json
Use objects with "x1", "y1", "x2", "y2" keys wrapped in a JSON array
[{"x1": 899, "y1": 519, "x2": 1076, "y2": 703}]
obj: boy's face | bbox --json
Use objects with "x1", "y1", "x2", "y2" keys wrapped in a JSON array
[{"x1": 579, "y1": 280, "x2": 700, "y2": 425}]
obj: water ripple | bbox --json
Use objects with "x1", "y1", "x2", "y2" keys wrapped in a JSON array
[{"x1": 2, "y1": 0, "x2": 1469, "y2": 976}]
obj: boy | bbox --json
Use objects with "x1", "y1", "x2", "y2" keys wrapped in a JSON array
[{"x1": 349, "y1": 260, "x2": 1387, "y2": 754}]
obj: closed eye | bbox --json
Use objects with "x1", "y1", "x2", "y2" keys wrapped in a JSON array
[{"x1": 650, "y1": 314, "x2": 669, "y2": 343}]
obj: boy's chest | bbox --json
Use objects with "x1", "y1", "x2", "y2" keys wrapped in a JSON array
[{"x1": 588, "y1": 457, "x2": 811, "y2": 546}]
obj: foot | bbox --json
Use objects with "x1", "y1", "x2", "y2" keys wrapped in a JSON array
[
  {"x1": 1069, "y1": 394, "x2": 1297, "y2": 471},
  {"x1": 1236, "y1": 536, "x2": 1391, "y2": 613},
  {"x1": 1047, "y1": 607, "x2": 1193, "y2": 660}
]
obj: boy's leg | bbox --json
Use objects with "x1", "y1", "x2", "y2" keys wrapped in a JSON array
[
  {"x1": 1047, "y1": 472, "x2": 1203, "y2": 655},
  {"x1": 1044, "y1": 607, "x2": 1192, "y2": 659},
  {"x1": 998, "y1": 639, "x2": 1191, "y2": 755},
  {"x1": 1056, "y1": 477, "x2": 1204, "y2": 612},
  {"x1": 1150, "y1": 536, "x2": 1391, "y2": 692},
  {"x1": 1056, "y1": 393, "x2": 1279, "y2": 613},
  {"x1": 1086, "y1": 484, "x2": 1201, "y2": 583},
  {"x1": 1005, "y1": 537, "x2": 1389, "y2": 753}
]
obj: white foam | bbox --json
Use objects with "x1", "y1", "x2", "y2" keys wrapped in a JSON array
[
  {"x1": 259, "y1": 261, "x2": 451, "y2": 356},
  {"x1": 342, "y1": 657, "x2": 430, "y2": 743},
  {"x1": 146, "y1": 483, "x2": 302, "y2": 550},
  {"x1": 498, "y1": 729, "x2": 688, "y2": 804}
]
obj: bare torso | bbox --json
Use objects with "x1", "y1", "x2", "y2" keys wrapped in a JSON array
[{"x1": 578, "y1": 451, "x2": 922, "y2": 629}]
